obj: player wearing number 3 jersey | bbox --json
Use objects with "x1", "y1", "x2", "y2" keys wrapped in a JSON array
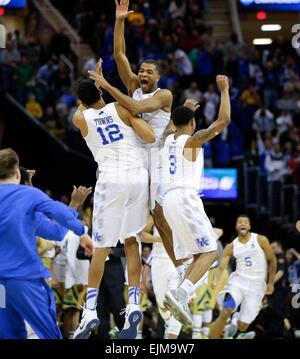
[
  {"x1": 72, "y1": 79, "x2": 155, "y2": 340},
  {"x1": 161, "y1": 75, "x2": 231, "y2": 327},
  {"x1": 210, "y1": 215, "x2": 277, "y2": 339}
]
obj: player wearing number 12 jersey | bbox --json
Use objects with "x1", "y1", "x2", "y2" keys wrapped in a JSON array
[
  {"x1": 210, "y1": 214, "x2": 277, "y2": 339},
  {"x1": 72, "y1": 80, "x2": 155, "y2": 340}
]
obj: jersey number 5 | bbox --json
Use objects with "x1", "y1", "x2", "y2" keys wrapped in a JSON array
[
  {"x1": 97, "y1": 124, "x2": 124, "y2": 145},
  {"x1": 244, "y1": 256, "x2": 252, "y2": 267},
  {"x1": 169, "y1": 154, "x2": 177, "y2": 174}
]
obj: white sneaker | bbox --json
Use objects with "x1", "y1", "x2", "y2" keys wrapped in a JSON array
[
  {"x1": 118, "y1": 304, "x2": 143, "y2": 340},
  {"x1": 164, "y1": 289, "x2": 193, "y2": 327},
  {"x1": 73, "y1": 308, "x2": 100, "y2": 339}
]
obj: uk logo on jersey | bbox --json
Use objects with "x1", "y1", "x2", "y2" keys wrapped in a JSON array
[
  {"x1": 93, "y1": 232, "x2": 103, "y2": 243},
  {"x1": 251, "y1": 242, "x2": 255, "y2": 249},
  {"x1": 197, "y1": 237, "x2": 209, "y2": 247}
]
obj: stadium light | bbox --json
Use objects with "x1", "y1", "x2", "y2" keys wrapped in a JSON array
[
  {"x1": 261, "y1": 24, "x2": 282, "y2": 31},
  {"x1": 253, "y1": 38, "x2": 273, "y2": 45}
]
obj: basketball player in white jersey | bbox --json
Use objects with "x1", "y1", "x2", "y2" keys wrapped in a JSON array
[
  {"x1": 72, "y1": 79, "x2": 155, "y2": 339},
  {"x1": 88, "y1": 0, "x2": 192, "y2": 276},
  {"x1": 141, "y1": 216, "x2": 182, "y2": 339},
  {"x1": 160, "y1": 75, "x2": 231, "y2": 327},
  {"x1": 210, "y1": 214, "x2": 277, "y2": 339}
]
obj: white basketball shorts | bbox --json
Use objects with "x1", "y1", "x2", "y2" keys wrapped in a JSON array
[
  {"x1": 92, "y1": 168, "x2": 149, "y2": 248},
  {"x1": 163, "y1": 188, "x2": 217, "y2": 260}
]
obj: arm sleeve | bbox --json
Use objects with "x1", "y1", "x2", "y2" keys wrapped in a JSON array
[
  {"x1": 31, "y1": 188, "x2": 85, "y2": 236},
  {"x1": 35, "y1": 213, "x2": 68, "y2": 242}
]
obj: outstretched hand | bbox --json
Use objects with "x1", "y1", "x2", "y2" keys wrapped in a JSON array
[
  {"x1": 88, "y1": 66, "x2": 110, "y2": 90},
  {"x1": 183, "y1": 98, "x2": 200, "y2": 112},
  {"x1": 80, "y1": 234, "x2": 94, "y2": 257},
  {"x1": 115, "y1": 0, "x2": 134, "y2": 20},
  {"x1": 70, "y1": 186, "x2": 92, "y2": 209}
]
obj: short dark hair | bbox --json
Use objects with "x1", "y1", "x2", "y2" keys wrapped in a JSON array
[
  {"x1": 141, "y1": 59, "x2": 162, "y2": 75},
  {"x1": 20, "y1": 166, "x2": 29, "y2": 185},
  {"x1": 0, "y1": 148, "x2": 19, "y2": 180},
  {"x1": 171, "y1": 106, "x2": 195, "y2": 127},
  {"x1": 76, "y1": 79, "x2": 101, "y2": 106},
  {"x1": 236, "y1": 214, "x2": 251, "y2": 223}
]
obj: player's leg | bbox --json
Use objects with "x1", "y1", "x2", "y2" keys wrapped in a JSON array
[
  {"x1": 234, "y1": 290, "x2": 264, "y2": 339},
  {"x1": 74, "y1": 181, "x2": 123, "y2": 339},
  {"x1": 202, "y1": 309, "x2": 213, "y2": 338},
  {"x1": 0, "y1": 280, "x2": 27, "y2": 339},
  {"x1": 118, "y1": 236, "x2": 143, "y2": 339},
  {"x1": 62, "y1": 285, "x2": 86, "y2": 338},
  {"x1": 73, "y1": 247, "x2": 110, "y2": 339},
  {"x1": 153, "y1": 203, "x2": 184, "y2": 268},
  {"x1": 2, "y1": 278, "x2": 62, "y2": 339}
]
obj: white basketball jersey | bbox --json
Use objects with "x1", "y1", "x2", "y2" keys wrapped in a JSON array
[
  {"x1": 132, "y1": 88, "x2": 170, "y2": 149},
  {"x1": 83, "y1": 103, "x2": 144, "y2": 175},
  {"x1": 161, "y1": 134, "x2": 204, "y2": 193},
  {"x1": 232, "y1": 233, "x2": 267, "y2": 282},
  {"x1": 151, "y1": 226, "x2": 169, "y2": 259}
]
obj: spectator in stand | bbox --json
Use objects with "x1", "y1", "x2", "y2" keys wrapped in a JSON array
[
  {"x1": 276, "y1": 111, "x2": 293, "y2": 136},
  {"x1": 168, "y1": 0, "x2": 187, "y2": 19},
  {"x1": 15, "y1": 54, "x2": 35, "y2": 104},
  {"x1": 244, "y1": 139, "x2": 260, "y2": 167},
  {"x1": 240, "y1": 83, "x2": 261, "y2": 107},
  {"x1": 263, "y1": 60, "x2": 279, "y2": 112},
  {"x1": 265, "y1": 142, "x2": 288, "y2": 182},
  {"x1": 127, "y1": 3, "x2": 145, "y2": 26},
  {"x1": 236, "y1": 48, "x2": 250, "y2": 89},
  {"x1": 25, "y1": 93, "x2": 43, "y2": 120},
  {"x1": 253, "y1": 107, "x2": 275, "y2": 135},
  {"x1": 181, "y1": 81, "x2": 202, "y2": 104},
  {"x1": 0, "y1": 40, "x2": 21, "y2": 92},
  {"x1": 172, "y1": 46, "x2": 193, "y2": 88},
  {"x1": 270, "y1": 241, "x2": 289, "y2": 319},
  {"x1": 42, "y1": 106, "x2": 58, "y2": 131},
  {"x1": 37, "y1": 58, "x2": 58, "y2": 84},
  {"x1": 286, "y1": 248, "x2": 300, "y2": 286},
  {"x1": 277, "y1": 82, "x2": 299, "y2": 113}
]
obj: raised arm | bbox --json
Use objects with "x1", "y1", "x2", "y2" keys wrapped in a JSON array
[
  {"x1": 212, "y1": 243, "x2": 233, "y2": 288},
  {"x1": 31, "y1": 189, "x2": 85, "y2": 237},
  {"x1": 88, "y1": 70, "x2": 172, "y2": 115},
  {"x1": 114, "y1": 0, "x2": 139, "y2": 94},
  {"x1": 185, "y1": 75, "x2": 231, "y2": 149},
  {"x1": 115, "y1": 103, "x2": 155, "y2": 143},
  {"x1": 258, "y1": 235, "x2": 277, "y2": 295},
  {"x1": 73, "y1": 110, "x2": 88, "y2": 137}
]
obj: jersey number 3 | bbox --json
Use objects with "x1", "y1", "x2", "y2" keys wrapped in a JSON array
[{"x1": 97, "y1": 124, "x2": 124, "y2": 145}]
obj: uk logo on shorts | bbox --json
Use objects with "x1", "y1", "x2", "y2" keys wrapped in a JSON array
[
  {"x1": 93, "y1": 232, "x2": 103, "y2": 243},
  {"x1": 197, "y1": 237, "x2": 209, "y2": 247}
]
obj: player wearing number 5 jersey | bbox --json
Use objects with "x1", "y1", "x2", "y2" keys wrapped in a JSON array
[
  {"x1": 161, "y1": 76, "x2": 231, "y2": 327},
  {"x1": 210, "y1": 215, "x2": 277, "y2": 339},
  {"x1": 72, "y1": 80, "x2": 155, "y2": 340}
]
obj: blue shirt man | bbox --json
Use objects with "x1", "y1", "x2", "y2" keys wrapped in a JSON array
[{"x1": 0, "y1": 148, "x2": 93, "y2": 339}]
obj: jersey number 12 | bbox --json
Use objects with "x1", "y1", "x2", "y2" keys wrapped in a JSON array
[{"x1": 97, "y1": 124, "x2": 124, "y2": 145}]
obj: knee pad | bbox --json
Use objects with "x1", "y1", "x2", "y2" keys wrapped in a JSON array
[{"x1": 223, "y1": 293, "x2": 236, "y2": 310}]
